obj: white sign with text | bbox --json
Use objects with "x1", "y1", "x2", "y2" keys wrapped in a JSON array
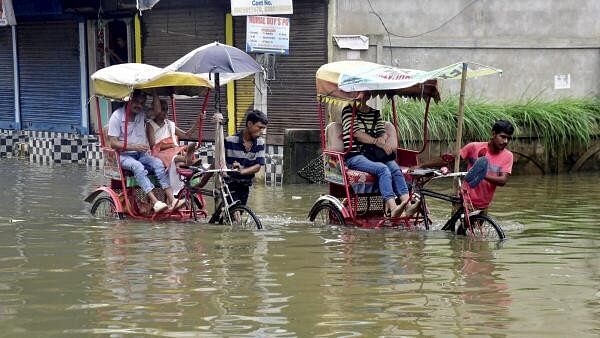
[
  {"x1": 554, "y1": 74, "x2": 571, "y2": 90},
  {"x1": 246, "y1": 16, "x2": 290, "y2": 55},
  {"x1": 231, "y1": 0, "x2": 293, "y2": 16}
]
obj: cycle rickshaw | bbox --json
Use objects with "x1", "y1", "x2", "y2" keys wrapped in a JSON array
[
  {"x1": 84, "y1": 62, "x2": 261, "y2": 229},
  {"x1": 307, "y1": 61, "x2": 505, "y2": 240}
]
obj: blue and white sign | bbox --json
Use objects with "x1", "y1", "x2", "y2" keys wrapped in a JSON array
[
  {"x1": 246, "y1": 16, "x2": 290, "y2": 55},
  {"x1": 231, "y1": 0, "x2": 293, "y2": 16}
]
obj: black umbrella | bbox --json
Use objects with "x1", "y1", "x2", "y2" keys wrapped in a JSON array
[{"x1": 166, "y1": 42, "x2": 263, "y2": 115}]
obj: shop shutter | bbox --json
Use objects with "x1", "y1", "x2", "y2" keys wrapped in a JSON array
[
  {"x1": 261, "y1": 0, "x2": 328, "y2": 145},
  {"x1": 233, "y1": 17, "x2": 256, "y2": 131},
  {"x1": 0, "y1": 27, "x2": 15, "y2": 129},
  {"x1": 142, "y1": 0, "x2": 227, "y2": 141},
  {"x1": 18, "y1": 21, "x2": 82, "y2": 133}
]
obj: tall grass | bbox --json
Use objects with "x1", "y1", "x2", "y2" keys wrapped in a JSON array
[{"x1": 381, "y1": 97, "x2": 600, "y2": 154}]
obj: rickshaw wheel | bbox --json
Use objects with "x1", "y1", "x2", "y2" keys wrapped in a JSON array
[
  {"x1": 458, "y1": 214, "x2": 505, "y2": 240},
  {"x1": 210, "y1": 203, "x2": 262, "y2": 230},
  {"x1": 181, "y1": 194, "x2": 205, "y2": 221},
  {"x1": 91, "y1": 197, "x2": 123, "y2": 220},
  {"x1": 309, "y1": 203, "x2": 345, "y2": 227},
  {"x1": 225, "y1": 205, "x2": 262, "y2": 230}
]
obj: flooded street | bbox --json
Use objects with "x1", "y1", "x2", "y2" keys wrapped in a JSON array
[{"x1": 0, "y1": 158, "x2": 598, "y2": 337}]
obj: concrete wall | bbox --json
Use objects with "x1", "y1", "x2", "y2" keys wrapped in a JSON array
[{"x1": 329, "y1": 0, "x2": 600, "y2": 100}]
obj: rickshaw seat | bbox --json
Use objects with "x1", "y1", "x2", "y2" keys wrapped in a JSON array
[
  {"x1": 325, "y1": 122, "x2": 344, "y2": 152},
  {"x1": 324, "y1": 121, "x2": 417, "y2": 194}
]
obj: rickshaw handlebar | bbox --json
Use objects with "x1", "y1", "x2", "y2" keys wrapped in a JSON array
[
  {"x1": 432, "y1": 171, "x2": 468, "y2": 178},
  {"x1": 408, "y1": 167, "x2": 467, "y2": 179},
  {"x1": 183, "y1": 165, "x2": 239, "y2": 174}
]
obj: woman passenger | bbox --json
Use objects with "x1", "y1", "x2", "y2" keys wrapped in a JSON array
[
  {"x1": 146, "y1": 92, "x2": 199, "y2": 197},
  {"x1": 341, "y1": 92, "x2": 410, "y2": 217}
]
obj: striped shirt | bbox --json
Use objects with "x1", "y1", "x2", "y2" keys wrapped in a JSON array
[
  {"x1": 341, "y1": 105, "x2": 386, "y2": 154},
  {"x1": 224, "y1": 132, "x2": 266, "y2": 185}
]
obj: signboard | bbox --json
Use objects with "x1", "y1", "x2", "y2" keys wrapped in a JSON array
[
  {"x1": 231, "y1": 0, "x2": 293, "y2": 16},
  {"x1": 554, "y1": 74, "x2": 571, "y2": 89},
  {"x1": 0, "y1": 0, "x2": 17, "y2": 26},
  {"x1": 246, "y1": 15, "x2": 290, "y2": 55}
]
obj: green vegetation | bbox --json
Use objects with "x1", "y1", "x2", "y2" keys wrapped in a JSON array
[{"x1": 382, "y1": 97, "x2": 600, "y2": 153}]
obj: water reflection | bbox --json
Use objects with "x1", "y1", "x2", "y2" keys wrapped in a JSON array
[{"x1": 0, "y1": 158, "x2": 599, "y2": 337}]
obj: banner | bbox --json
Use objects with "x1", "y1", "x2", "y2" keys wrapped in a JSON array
[
  {"x1": 0, "y1": 0, "x2": 16, "y2": 26},
  {"x1": 231, "y1": 0, "x2": 293, "y2": 16},
  {"x1": 246, "y1": 15, "x2": 289, "y2": 55}
]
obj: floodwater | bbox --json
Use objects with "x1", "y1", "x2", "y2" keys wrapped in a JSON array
[{"x1": 0, "y1": 158, "x2": 598, "y2": 337}]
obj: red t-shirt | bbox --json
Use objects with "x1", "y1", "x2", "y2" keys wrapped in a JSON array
[{"x1": 460, "y1": 142, "x2": 513, "y2": 209}]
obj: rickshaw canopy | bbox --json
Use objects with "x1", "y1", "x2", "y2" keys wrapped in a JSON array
[
  {"x1": 91, "y1": 63, "x2": 213, "y2": 100},
  {"x1": 316, "y1": 61, "x2": 502, "y2": 103},
  {"x1": 316, "y1": 61, "x2": 440, "y2": 103}
]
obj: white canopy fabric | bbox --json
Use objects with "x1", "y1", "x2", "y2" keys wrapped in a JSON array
[
  {"x1": 91, "y1": 63, "x2": 212, "y2": 100},
  {"x1": 332, "y1": 61, "x2": 502, "y2": 93}
]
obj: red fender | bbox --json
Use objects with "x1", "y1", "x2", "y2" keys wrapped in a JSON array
[{"x1": 84, "y1": 186, "x2": 124, "y2": 213}]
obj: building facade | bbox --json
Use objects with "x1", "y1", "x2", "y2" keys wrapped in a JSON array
[
  {"x1": 0, "y1": 0, "x2": 328, "y2": 185},
  {"x1": 329, "y1": 0, "x2": 600, "y2": 100}
]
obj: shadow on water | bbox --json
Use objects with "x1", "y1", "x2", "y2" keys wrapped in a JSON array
[{"x1": 0, "y1": 158, "x2": 599, "y2": 337}]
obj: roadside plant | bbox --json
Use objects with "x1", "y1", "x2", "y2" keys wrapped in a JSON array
[{"x1": 382, "y1": 96, "x2": 600, "y2": 156}]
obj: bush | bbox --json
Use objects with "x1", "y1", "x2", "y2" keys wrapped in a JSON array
[{"x1": 381, "y1": 97, "x2": 600, "y2": 155}]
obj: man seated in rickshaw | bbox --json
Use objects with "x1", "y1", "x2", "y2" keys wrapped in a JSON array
[
  {"x1": 146, "y1": 91, "x2": 200, "y2": 196},
  {"x1": 341, "y1": 92, "x2": 410, "y2": 217},
  {"x1": 106, "y1": 89, "x2": 185, "y2": 213}
]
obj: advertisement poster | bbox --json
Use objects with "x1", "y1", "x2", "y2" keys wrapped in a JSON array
[
  {"x1": 246, "y1": 15, "x2": 289, "y2": 55},
  {"x1": 231, "y1": 0, "x2": 293, "y2": 16},
  {"x1": 323, "y1": 153, "x2": 343, "y2": 185}
]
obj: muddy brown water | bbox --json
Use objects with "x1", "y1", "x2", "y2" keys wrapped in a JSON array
[{"x1": 0, "y1": 158, "x2": 598, "y2": 337}]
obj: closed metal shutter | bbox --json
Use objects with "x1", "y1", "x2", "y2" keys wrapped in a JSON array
[
  {"x1": 0, "y1": 27, "x2": 15, "y2": 128},
  {"x1": 142, "y1": 0, "x2": 227, "y2": 141},
  {"x1": 233, "y1": 16, "x2": 256, "y2": 131},
  {"x1": 18, "y1": 22, "x2": 82, "y2": 133},
  {"x1": 262, "y1": 0, "x2": 328, "y2": 145}
]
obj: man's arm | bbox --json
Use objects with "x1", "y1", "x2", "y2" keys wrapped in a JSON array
[
  {"x1": 485, "y1": 172, "x2": 510, "y2": 186},
  {"x1": 233, "y1": 162, "x2": 261, "y2": 176},
  {"x1": 108, "y1": 135, "x2": 148, "y2": 152},
  {"x1": 415, "y1": 157, "x2": 450, "y2": 169},
  {"x1": 175, "y1": 119, "x2": 201, "y2": 139},
  {"x1": 146, "y1": 123, "x2": 156, "y2": 148}
]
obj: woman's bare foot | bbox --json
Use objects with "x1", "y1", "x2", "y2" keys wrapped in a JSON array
[{"x1": 391, "y1": 199, "x2": 409, "y2": 217}]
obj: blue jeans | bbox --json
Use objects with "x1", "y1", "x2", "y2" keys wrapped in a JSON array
[
  {"x1": 346, "y1": 154, "x2": 409, "y2": 202},
  {"x1": 120, "y1": 151, "x2": 170, "y2": 194}
]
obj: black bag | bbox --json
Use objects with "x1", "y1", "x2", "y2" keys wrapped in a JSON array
[
  {"x1": 360, "y1": 143, "x2": 396, "y2": 162},
  {"x1": 357, "y1": 113, "x2": 396, "y2": 163}
]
